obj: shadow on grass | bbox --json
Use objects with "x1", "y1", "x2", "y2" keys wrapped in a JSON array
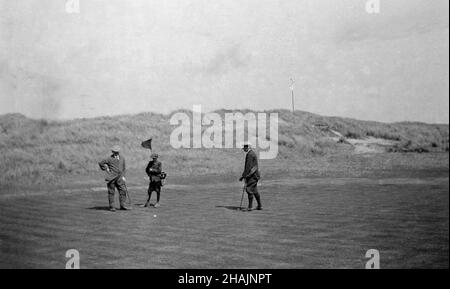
[
  {"x1": 88, "y1": 205, "x2": 146, "y2": 212},
  {"x1": 87, "y1": 206, "x2": 112, "y2": 211},
  {"x1": 216, "y1": 205, "x2": 246, "y2": 211}
]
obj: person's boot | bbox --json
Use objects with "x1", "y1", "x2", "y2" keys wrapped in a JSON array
[
  {"x1": 109, "y1": 207, "x2": 116, "y2": 212},
  {"x1": 144, "y1": 201, "x2": 150, "y2": 208},
  {"x1": 254, "y1": 193, "x2": 263, "y2": 210},
  {"x1": 119, "y1": 192, "x2": 129, "y2": 210},
  {"x1": 247, "y1": 197, "x2": 254, "y2": 211},
  {"x1": 154, "y1": 203, "x2": 161, "y2": 208}
]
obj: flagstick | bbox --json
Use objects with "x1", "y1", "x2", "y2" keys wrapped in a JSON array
[
  {"x1": 291, "y1": 89, "x2": 295, "y2": 113},
  {"x1": 290, "y1": 78, "x2": 295, "y2": 113}
]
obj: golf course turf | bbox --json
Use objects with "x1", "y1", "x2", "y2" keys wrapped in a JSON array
[{"x1": 0, "y1": 171, "x2": 448, "y2": 269}]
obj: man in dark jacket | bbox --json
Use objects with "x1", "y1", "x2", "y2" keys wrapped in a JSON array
[
  {"x1": 145, "y1": 153, "x2": 162, "y2": 208},
  {"x1": 98, "y1": 145, "x2": 128, "y2": 211},
  {"x1": 239, "y1": 142, "x2": 263, "y2": 211}
]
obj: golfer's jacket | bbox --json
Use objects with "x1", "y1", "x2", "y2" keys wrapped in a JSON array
[
  {"x1": 99, "y1": 155, "x2": 126, "y2": 182},
  {"x1": 146, "y1": 160, "x2": 162, "y2": 183},
  {"x1": 242, "y1": 150, "x2": 260, "y2": 181}
]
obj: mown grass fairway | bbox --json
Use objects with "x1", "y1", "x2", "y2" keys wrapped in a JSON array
[{"x1": 0, "y1": 172, "x2": 448, "y2": 269}]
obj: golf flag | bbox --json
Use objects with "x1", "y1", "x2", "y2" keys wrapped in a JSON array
[
  {"x1": 141, "y1": 138, "x2": 153, "y2": 150},
  {"x1": 289, "y1": 78, "x2": 295, "y2": 91}
]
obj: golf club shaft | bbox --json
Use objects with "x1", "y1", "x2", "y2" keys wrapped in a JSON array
[
  {"x1": 125, "y1": 184, "x2": 132, "y2": 204},
  {"x1": 239, "y1": 183, "x2": 246, "y2": 209}
]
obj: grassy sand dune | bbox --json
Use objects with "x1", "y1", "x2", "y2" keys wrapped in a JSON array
[{"x1": 0, "y1": 110, "x2": 448, "y2": 189}]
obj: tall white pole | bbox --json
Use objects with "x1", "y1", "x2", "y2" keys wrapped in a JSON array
[
  {"x1": 291, "y1": 90, "x2": 295, "y2": 112},
  {"x1": 290, "y1": 78, "x2": 295, "y2": 113}
]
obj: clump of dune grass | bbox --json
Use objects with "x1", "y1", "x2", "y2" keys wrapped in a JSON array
[{"x1": 0, "y1": 110, "x2": 448, "y2": 187}]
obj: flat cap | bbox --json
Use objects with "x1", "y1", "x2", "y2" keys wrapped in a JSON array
[{"x1": 111, "y1": 145, "x2": 121, "y2": 152}]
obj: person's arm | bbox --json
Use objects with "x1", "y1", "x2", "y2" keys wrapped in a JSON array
[
  {"x1": 154, "y1": 162, "x2": 162, "y2": 175},
  {"x1": 145, "y1": 162, "x2": 151, "y2": 177},
  {"x1": 243, "y1": 153, "x2": 257, "y2": 178},
  {"x1": 98, "y1": 158, "x2": 109, "y2": 171},
  {"x1": 240, "y1": 154, "x2": 249, "y2": 181},
  {"x1": 240, "y1": 169, "x2": 247, "y2": 180},
  {"x1": 245, "y1": 167, "x2": 258, "y2": 178},
  {"x1": 147, "y1": 162, "x2": 162, "y2": 175},
  {"x1": 121, "y1": 157, "x2": 126, "y2": 179}
]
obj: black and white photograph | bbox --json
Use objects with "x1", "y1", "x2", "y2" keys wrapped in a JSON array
[{"x1": 0, "y1": 0, "x2": 448, "y2": 275}]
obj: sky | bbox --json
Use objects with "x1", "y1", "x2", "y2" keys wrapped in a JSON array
[{"x1": 0, "y1": 0, "x2": 448, "y2": 123}]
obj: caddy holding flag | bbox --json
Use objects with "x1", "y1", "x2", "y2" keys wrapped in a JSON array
[
  {"x1": 145, "y1": 153, "x2": 163, "y2": 208},
  {"x1": 141, "y1": 138, "x2": 166, "y2": 207}
]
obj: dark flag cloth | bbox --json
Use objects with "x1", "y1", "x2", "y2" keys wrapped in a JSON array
[{"x1": 141, "y1": 138, "x2": 153, "y2": 150}]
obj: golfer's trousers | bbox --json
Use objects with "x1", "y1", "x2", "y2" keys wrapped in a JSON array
[
  {"x1": 107, "y1": 177, "x2": 127, "y2": 208},
  {"x1": 246, "y1": 177, "x2": 262, "y2": 207},
  {"x1": 245, "y1": 177, "x2": 259, "y2": 196}
]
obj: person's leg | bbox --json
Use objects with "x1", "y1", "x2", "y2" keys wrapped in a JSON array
[
  {"x1": 145, "y1": 183, "x2": 153, "y2": 207},
  {"x1": 145, "y1": 192, "x2": 152, "y2": 207},
  {"x1": 154, "y1": 184, "x2": 161, "y2": 207},
  {"x1": 116, "y1": 179, "x2": 128, "y2": 209},
  {"x1": 253, "y1": 183, "x2": 263, "y2": 210},
  {"x1": 107, "y1": 181, "x2": 116, "y2": 210},
  {"x1": 247, "y1": 193, "x2": 254, "y2": 210},
  {"x1": 246, "y1": 181, "x2": 257, "y2": 211}
]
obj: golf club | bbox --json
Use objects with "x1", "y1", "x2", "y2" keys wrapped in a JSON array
[
  {"x1": 124, "y1": 182, "x2": 133, "y2": 210},
  {"x1": 239, "y1": 182, "x2": 246, "y2": 211}
]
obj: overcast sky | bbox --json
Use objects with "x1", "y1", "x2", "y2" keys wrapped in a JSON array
[{"x1": 0, "y1": 0, "x2": 448, "y2": 123}]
